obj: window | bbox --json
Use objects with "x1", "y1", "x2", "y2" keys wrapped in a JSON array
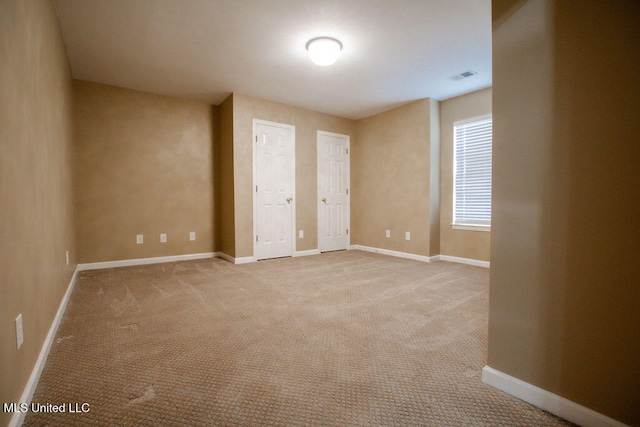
[{"x1": 453, "y1": 116, "x2": 492, "y2": 231}]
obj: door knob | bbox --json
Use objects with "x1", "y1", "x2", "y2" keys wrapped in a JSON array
[
  {"x1": 286, "y1": 197, "x2": 292, "y2": 203},
  {"x1": 321, "y1": 198, "x2": 327, "y2": 204}
]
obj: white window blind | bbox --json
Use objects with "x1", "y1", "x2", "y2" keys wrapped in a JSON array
[{"x1": 453, "y1": 116, "x2": 492, "y2": 228}]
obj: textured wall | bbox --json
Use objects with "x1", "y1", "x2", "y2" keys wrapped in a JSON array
[
  {"x1": 440, "y1": 88, "x2": 492, "y2": 261},
  {"x1": 489, "y1": 0, "x2": 640, "y2": 424},
  {"x1": 352, "y1": 99, "x2": 437, "y2": 257},
  {"x1": 232, "y1": 94, "x2": 355, "y2": 258},
  {"x1": 428, "y1": 99, "x2": 441, "y2": 257},
  {"x1": 74, "y1": 81, "x2": 216, "y2": 263},
  {"x1": 217, "y1": 95, "x2": 235, "y2": 257},
  {"x1": 0, "y1": 1, "x2": 76, "y2": 424}
]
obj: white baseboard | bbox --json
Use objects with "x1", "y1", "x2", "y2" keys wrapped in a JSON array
[
  {"x1": 439, "y1": 255, "x2": 490, "y2": 268},
  {"x1": 215, "y1": 252, "x2": 235, "y2": 264},
  {"x1": 347, "y1": 246, "x2": 490, "y2": 268},
  {"x1": 77, "y1": 249, "x2": 483, "y2": 269},
  {"x1": 76, "y1": 251, "x2": 489, "y2": 271},
  {"x1": 294, "y1": 249, "x2": 321, "y2": 257},
  {"x1": 232, "y1": 256, "x2": 255, "y2": 264},
  {"x1": 78, "y1": 252, "x2": 217, "y2": 271},
  {"x1": 349, "y1": 245, "x2": 436, "y2": 263},
  {"x1": 482, "y1": 366, "x2": 628, "y2": 427},
  {"x1": 217, "y1": 252, "x2": 254, "y2": 264},
  {"x1": 9, "y1": 266, "x2": 80, "y2": 427}
]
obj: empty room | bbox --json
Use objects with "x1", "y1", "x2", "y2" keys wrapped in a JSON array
[{"x1": 1, "y1": 0, "x2": 638, "y2": 426}]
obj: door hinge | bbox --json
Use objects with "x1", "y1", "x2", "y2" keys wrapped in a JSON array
[
  {"x1": 346, "y1": 148, "x2": 349, "y2": 154},
  {"x1": 346, "y1": 188, "x2": 349, "y2": 195},
  {"x1": 256, "y1": 185, "x2": 258, "y2": 193},
  {"x1": 256, "y1": 235, "x2": 259, "y2": 242},
  {"x1": 256, "y1": 135, "x2": 258, "y2": 143},
  {"x1": 346, "y1": 228, "x2": 349, "y2": 235}
]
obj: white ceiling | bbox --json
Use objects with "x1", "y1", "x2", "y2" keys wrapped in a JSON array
[{"x1": 53, "y1": 0, "x2": 491, "y2": 120}]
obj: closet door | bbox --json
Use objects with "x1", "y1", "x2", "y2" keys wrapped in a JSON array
[
  {"x1": 254, "y1": 120, "x2": 295, "y2": 260},
  {"x1": 318, "y1": 131, "x2": 350, "y2": 252}
]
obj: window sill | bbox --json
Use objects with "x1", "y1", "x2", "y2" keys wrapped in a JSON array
[{"x1": 451, "y1": 224, "x2": 491, "y2": 232}]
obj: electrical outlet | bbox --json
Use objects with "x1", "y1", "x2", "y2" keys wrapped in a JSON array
[
  {"x1": 66, "y1": 250, "x2": 69, "y2": 266},
  {"x1": 160, "y1": 233, "x2": 167, "y2": 243},
  {"x1": 386, "y1": 229, "x2": 391, "y2": 238},
  {"x1": 189, "y1": 232, "x2": 196, "y2": 241},
  {"x1": 405, "y1": 232, "x2": 411, "y2": 240},
  {"x1": 136, "y1": 234, "x2": 144, "y2": 244},
  {"x1": 15, "y1": 314, "x2": 23, "y2": 350},
  {"x1": 299, "y1": 230, "x2": 304, "y2": 239}
]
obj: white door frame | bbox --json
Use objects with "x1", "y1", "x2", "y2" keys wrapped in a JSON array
[
  {"x1": 253, "y1": 119, "x2": 296, "y2": 260},
  {"x1": 317, "y1": 130, "x2": 350, "y2": 252}
]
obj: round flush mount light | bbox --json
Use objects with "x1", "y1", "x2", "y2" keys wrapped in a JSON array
[{"x1": 306, "y1": 37, "x2": 343, "y2": 66}]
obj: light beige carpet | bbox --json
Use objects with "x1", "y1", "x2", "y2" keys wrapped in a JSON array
[{"x1": 24, "y1": 251, "x2": 575, "y2": 426}]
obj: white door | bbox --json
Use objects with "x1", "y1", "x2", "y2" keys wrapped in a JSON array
[
  {"x1": 318, "y1": 131, "x2": 350, "y2": 252},
  {"x1": 254, "y1": 120, "x2": 295, "y2": 261}
]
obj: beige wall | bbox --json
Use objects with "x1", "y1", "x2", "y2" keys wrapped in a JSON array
[
  {"x1": 0, "y1": 1, "x2": 76, "y2": 424},
  {"x1": 428, "y1": 99, "x2": 441, "y2": 257},
  {"x1": 440, "y1": 88, "x2": 492, "y2": 261},
  {"x1": 74, "y1": 81, "x2": 216, "y2": 263},
  {"x1": 217, "y1": 95, "x2": 235, "y2": 256},
  {"x1": 352, "y1": 99, "x2": 439, "y2": 257},
  {"x1": 489, "y1": 0, "x2": 640, "y2": 425},
  {"x1": 232, "y1": 94, "x2": 355, "y2": 258}
]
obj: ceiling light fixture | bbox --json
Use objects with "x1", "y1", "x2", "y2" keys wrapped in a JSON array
[{"x1": 306, "y1": 37, "x2": 342, "y2": 66}]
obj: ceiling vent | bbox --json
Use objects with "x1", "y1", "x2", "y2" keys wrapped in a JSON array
[{"x1": 450, "y1": 70, "x2": 478, "y2": 81}]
